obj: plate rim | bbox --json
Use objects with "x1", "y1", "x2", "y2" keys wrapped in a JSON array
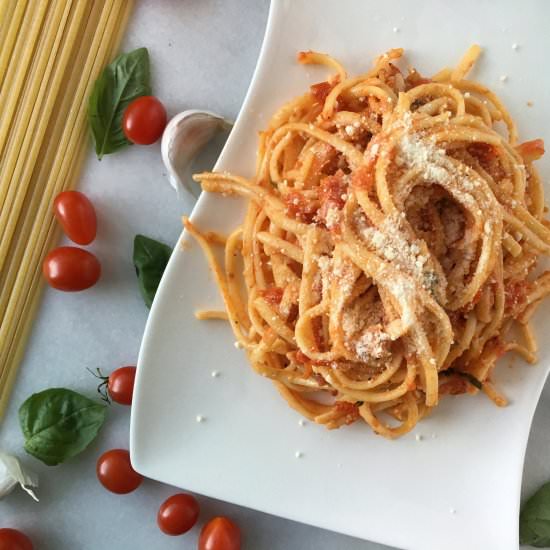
[{"x1": 130, "y1": 0, "x2": 280, "y2": 465}]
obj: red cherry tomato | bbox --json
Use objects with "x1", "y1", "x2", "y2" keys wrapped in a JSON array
[
  {"x1": 53, "y1": 191, "x2": 97, "y2": 245},
  {"x1": 0, "y1": 529, "x2": 33, "y2": 550},
  {"x1": 42, "y1": 246, "x2": 101, "y2": 291},
  {"x1": 157, "y1": 493, "x2": 200, "y2": 535},
  {"x1": 96, "y1": 449, "x2": 143, "y2": 494},
  {"x1": 198, "y1": 517, "x2": 241, "y2": 550},
  {"x1": 108, "y1": 366, "x2": 136, "y2": 405},
  {"x1": 122, "y1": 96, "x2": 167, "y2": 145}
]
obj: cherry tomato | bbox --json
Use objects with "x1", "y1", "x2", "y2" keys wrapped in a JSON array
[
  {"x1": 157, "y1": 493, "x2": 200, "y2": 535},
  {"x1": 53, "y1": 191, "x2": 97, "y2": 245},
  {"x1": 42, "y1": 246, "x2": 101, "y2": 291},
  {"x1": 122, "y1": 96, "x2": 167, "y2": 145},
  {"x1": 0, "y1": 529, "x2": 33, "y2": 550},
  {"x1": 108, "y1": 366, "x2": 136, "y2": 405},
  {"x1": 199, "y1": 517, "x2": 241, "y2": 550},
  {"x1": 96, "y1": 449, "x2": 143, "y2": 494}
]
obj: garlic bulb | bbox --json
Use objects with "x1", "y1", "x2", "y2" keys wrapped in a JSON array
[
  {"x1": 0, "y1": 451, "x2": 38, "y2": 501},
  {"x1": 161, "y1": 110, "x2": 232, "y2": 198}
]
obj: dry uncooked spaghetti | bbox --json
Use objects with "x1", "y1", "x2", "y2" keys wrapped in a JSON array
[
  {"x1": 185, "y1": 46, "x2": 550, "y2": 438},
  {"x1": 0, "y1": 1, "x2": 134, "y2": 418}
]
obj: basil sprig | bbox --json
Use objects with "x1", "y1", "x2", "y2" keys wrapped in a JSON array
[
  {"x1": 133, "y1": 234, "x2": 172, "y2": 308},
  {"x1": 520, "y1": 482, "x2": 550, "y2": 547},
  {"x1": 19, "y1": 388, "x2": 107, "y2": 466},
  {"x1": 440, "y1": 368, "x2": 483, "y2": 390},
  {"x1": 88, "y1": 47, "x2": 151, "y2": 159}
]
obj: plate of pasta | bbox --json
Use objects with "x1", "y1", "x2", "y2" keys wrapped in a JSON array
[{"x1": 130, "y1": 1, "x2": 550, "y2": 548}]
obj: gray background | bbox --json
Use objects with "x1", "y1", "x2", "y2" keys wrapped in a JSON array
[{"x1": 0, "y1": 1, "x2": 545, "y2": 548}]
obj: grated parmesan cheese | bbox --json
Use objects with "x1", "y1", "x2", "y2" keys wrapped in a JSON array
[
  {"x1": 324, "y1": 206, "x2": 342, "y2": 230},
  {"x1": 396, "y1": 114, "x2": 480, "y2": 207},
  {"x1": 344, "y1": 125, "x2": 358, "y2": 137},
  {"x1": 361, "y1": 213, "x2": 432, "y2": 292},
  {"x1": 355, "y1": 328, "x2": 391, "y2": 360}
]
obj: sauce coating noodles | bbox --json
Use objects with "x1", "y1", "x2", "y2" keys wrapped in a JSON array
[{"x1": 187, "y1": 47, "x2": 549, "y2": 438}]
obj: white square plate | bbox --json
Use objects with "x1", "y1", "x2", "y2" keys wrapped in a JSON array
[{"x1": 130, "y1": 1, "x2": 550, "y2": 548}]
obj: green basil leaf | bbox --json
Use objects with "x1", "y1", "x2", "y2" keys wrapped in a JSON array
[
  {"x1": 133, "y1": 234, "x2": 172, "y2": 308},
  {"x1": 19, "y1": 388, "x2": 107, "y2": 466},
  {"x1": 88, "y1": 47, "x2": 151, "y2": 159},
  {"x1": 520, "y1": 482, "x2": 550, "y2": 547}
]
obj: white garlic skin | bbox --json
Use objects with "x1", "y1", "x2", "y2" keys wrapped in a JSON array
[{"x1": 0, "y1": 451, "x2": 39, "y2": 502}]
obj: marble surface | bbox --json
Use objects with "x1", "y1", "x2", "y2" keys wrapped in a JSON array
[{"x1": 0, "y1": 1, "x2": 546, "y2": 548}]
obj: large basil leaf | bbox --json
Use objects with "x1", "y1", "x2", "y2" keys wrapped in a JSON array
[
  {"x1": 19, "y1": 388, "x2": 107, "y2": 466},
  {"x1": 520, "y1": 482, "x2": 550, "y2": 547},
  {"x1": 133, "y1": 234, "x2": 172, "y2": 308},
  {"x1": 88, "y1": 47, "x2": 151, "y2": 159}
]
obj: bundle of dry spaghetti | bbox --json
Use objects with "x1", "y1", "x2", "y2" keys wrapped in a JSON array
[
  {"x1": 186, "y1": 46, "x2": 550, "y2": 438},
  {"x1": 0, "y1": 1, "x2": 133, "y2": 419}
]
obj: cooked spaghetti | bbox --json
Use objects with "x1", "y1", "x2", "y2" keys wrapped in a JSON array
[{"x1": 185, "y1": 46, "x2": 550, "y2": 438}]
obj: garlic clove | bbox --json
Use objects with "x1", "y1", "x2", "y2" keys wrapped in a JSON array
[
  {"x1": 161, "y1": 110, "x2": 232, "y2": 199},
  {"x1": 0, "y1": 451, "x2": 38, "y2": 502}
]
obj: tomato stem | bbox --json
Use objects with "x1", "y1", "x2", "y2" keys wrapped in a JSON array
[{"x1": 86, "y1": 367, "x2": 111, "y2": 404}]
